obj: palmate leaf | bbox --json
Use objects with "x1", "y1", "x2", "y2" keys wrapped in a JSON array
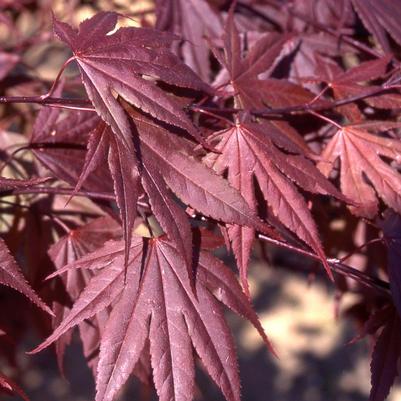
[
  {"x1": 214, "y1": 8, "x2": 322, "y2": 156},
  {"x1": 216, "y1": 10, "x2": 323, "y2": 113},
  {"x1": 205, "y1": 120, "x2": 345, "y2": 289},
  {"x1": 133, "y1": 113, "x2": 274, "y2": 233},
  {"x1": 53, "y1": 11, "x2": 210, "y2": 151},
  {"x1": 31, "y1": 235, "x2": 271, "y2": 401},
  {"x1": 318, "y1": 126, "x2": 401, "y2": 218},
  {"x1": 314, "y1": 55, "x2": 394, "y2": 121},
  {"x1": 52, "y1": 11, "x2": 211, "y2": 272}
]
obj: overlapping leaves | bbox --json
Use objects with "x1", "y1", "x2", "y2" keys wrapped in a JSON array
[
  {"x1": 48, "y1": 216, "x2": 121, "y2": 373},
  {"x1": 31, "y1": 234, "x2": 272, "y2": 401},
  {"x1": 205, "y1": 119, "x2": 345, "y2": 289},
  {"x1": 53, "y1": 11, "x2": 210, "y2": 150},
  {"x1": 52, "y1": 11, "x2": 212, "y2": 271}
]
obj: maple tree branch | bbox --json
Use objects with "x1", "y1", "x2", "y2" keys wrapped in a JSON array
[
  {"x1": 258, "y1": 233, "x2": 391, "y2": 296},
  {"x1": 1, "y1": 82, "x2": 397, "y2": 120},
  {"x1": 254, "y1": 85, "x2": 401, "y2": 116},
  {"x1": 0, "y1": 95, "x2": 93, "y2": 110},
  {"x1": 191, "y1": 84, "x2": 400, "y2": 117},
  {"x1": 0, "y1": 186, "x2": 115, "y2": 201},
  {"x1": 339, "y1": 238, "x2": 384, "y2": 262},
  {"x1": 191, "y1": 105, "x2": 234, "y2": 126},
  {"x1": 0, "y1": 186, "x2": 151, "y2": 210}
]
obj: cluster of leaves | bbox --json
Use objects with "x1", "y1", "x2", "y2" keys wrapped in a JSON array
[{"x1": 2, "y1": 0, "x2": 401, "y2": 400}]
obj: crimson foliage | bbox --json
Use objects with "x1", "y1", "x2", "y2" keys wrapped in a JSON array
[{"x1": 1, "y1": 1, "x2": 401, "y2": 400}]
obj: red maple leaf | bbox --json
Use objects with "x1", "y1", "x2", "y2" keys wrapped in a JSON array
[{"x1": 31, "y1": 235, "x2": 273, "y2": 401}]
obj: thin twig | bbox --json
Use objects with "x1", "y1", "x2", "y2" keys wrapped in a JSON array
[
  {"x1": 189, "y1": 84, "x2": 401, "y2": 117},
  {"x1": 258, "y1": 233, "x2": 391, "y2": 296},
  {"x1": 0, "y1": 186, "x2": 151, "y2": 210},
  {"x1": 40, "y1": 56, "x2": 76, "y2": 100},
  {"x1": 0, "y1": 95, "x2": 92, "y2": 108}
]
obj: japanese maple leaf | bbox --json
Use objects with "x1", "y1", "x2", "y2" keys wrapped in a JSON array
[
  {"x1": 213, "y1": 9, "x2": 323, "y2": 155},
  {"x1": 31, "y1": 235, "x2": 272, "y2": 401},
  {"x1": 0, "y1": 238, "x2": 52, "y2": 315},
  {"x1": 48, "y1": 216, "x2": 121, "y2": 373},
  {"x1": 214, "y1": 10, "x2": 321, "y2": 111},
  {"x1": 314, "y1": 55, "x2": 394, "y2": 121},
  {"x1": 318, "y1": 126, "x2": 401, "y2": 218},
  {"x1": 52, "y1": 11, "x2": 211, "y2": 270},
  {"x1": 127, "y1": 109, "x2": 278, "y2": 278},
  {"x1": 53, "y1": 11, "x2": 210, "y2": 151},
  {"x1": 204, "y1": 120, "x2": 345, "y2": 289},
  {"x1": 155, "y1": 0, "x2": 223, "y2": 82}
]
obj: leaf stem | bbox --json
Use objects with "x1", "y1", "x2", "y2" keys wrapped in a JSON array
[
  {"x1": 190, "y1": 84, "x2": 400, "y2": 117},
  {"x1": 258, "y1": 233, "x2": 391, "y2": 296},
  {"x1": 40, "y1": 56, "x2": 76, "y2": 100},
  {"x1": 191, "y1": 105, "x2": 234, "y2": 127}
]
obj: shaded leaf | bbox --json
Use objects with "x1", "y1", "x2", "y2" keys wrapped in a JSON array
[
  {"x1": 351, "y1": 0, "x2": 401, "y2": 51},
  {"x1": 156, "y1": 0, "x2": 223, "y2": 81},
  {"x1": 369, "y1": 309, "x2": 401, "y2": 401},
  {"x1": 0, "y1": 238, "x2": 53, "y2": 315},
  {"x1": 318, "y1": 126, "x2": 401, "y2": 218},
  {"x1": 48, "y1": 216, "x2": 121, "y2": 373}
]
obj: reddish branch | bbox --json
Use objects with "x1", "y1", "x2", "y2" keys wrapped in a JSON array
[
  {"x1": 258, "y1": 234, "x2": 391, "y2": 296},
  {"x1": 1, "y1": 82, "x2": 399, "y2": 117},
  {"x1": 0, "y1": 184, "x2": 390, "y2": 296}
]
